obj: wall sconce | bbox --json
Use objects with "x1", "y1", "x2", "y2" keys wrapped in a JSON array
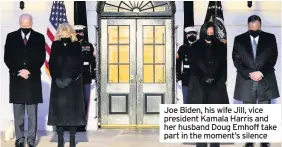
[
  {"x1": 247, "y1": 1, "x2": 252, "y2": 8},
  {"x1": 19, "y1": 1, "x2": 25, "y2": 10}
]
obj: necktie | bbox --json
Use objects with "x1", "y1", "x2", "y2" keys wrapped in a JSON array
[
  {"x1": 252, "y1": 38, "x2": 257, "y2": 59},
  {"x1": 24, "y1": 35, "x2": 27, "y2": 45}
]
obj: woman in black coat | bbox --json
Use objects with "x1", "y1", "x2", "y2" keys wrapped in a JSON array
[
  {"x1": 47, "y1": 23, "x2": 86, "y2": 147},
  {"x1": 188, "y1": 22, "x2": 229, "y2": 147}
]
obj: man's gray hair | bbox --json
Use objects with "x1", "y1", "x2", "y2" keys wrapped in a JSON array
[{"x1": 19, "y1": 13, "x2": 33, "y2": 23}]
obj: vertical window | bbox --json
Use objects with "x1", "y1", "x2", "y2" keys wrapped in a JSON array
[
  {"x1": 108, "y1": 26, "x2": 130, "y2": 83},
  {"x1": 143, "y1": 25, "x2": 166, "y2": 83}
]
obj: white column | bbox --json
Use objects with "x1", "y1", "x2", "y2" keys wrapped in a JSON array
[
  {"x1": 174, "y1": 1, "x2": 184, "y2": 104},
  {"x1": 86, "y1": 1, "x2": 98, "y2": 131}
]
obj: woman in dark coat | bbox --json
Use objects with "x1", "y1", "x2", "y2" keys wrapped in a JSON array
[
  {"x1": 47, "y1": 23, "x2": 86, "y2": 147},
  {"x1": 188, "y1": 22, "x2": 229, "y2": 147}
]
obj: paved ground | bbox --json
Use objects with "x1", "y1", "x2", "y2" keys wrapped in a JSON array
[{"x1": 1, "y1": 129, "x2": 281, "y2": 147}]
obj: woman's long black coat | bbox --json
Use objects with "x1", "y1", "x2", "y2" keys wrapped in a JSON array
[
  {"x1": 47, "y1": 40, "x2": 86, "y2": 126},
  {"x1": 188, "y1": 39, "x2": 229, "y2": 104}
]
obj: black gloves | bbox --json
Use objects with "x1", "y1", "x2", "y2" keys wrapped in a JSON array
[
  {"x1": 55, "y1": 79, "x2": 65, "y2": 88},
  {"x1": 205, "y1": 78, "x2": 214, "y2": 85},
  {"x1": 55, "y1": 78, "x2": 72, "y2": 88},
  {"x1": 62, "y1": 78, "x2": 72, "y2": 86},
  {"x1": 91, "y1": 70, "x2": 96, "y2": 79},
  {"x1": 176, "y1": 73, "x2": 181, "y2": 82}
]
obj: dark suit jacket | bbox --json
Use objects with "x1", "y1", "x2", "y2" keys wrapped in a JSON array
[
  {"x1": 81, "y1": 40, "x2": 96, "y2": 84},
  {"x1": 188, "y1": 39, "x2": 229, "y2": 104},
  {"x1": 232, "y1": 31, "x2": 279, "y2": 102},
  {"x1": 4, "y1": 29, "x2": 46, "y2": 104},
  {"x1": 176, "y1": 43, "x2": 192, "y2": 86}
]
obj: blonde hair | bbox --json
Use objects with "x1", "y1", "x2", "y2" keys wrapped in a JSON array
[{"x1": 54, "y1": 23, "x2": 77, "y2": 42}]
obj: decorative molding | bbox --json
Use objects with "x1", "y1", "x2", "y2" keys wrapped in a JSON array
[
  {"x1": 144, "y1": 94, "x2": 164, "y2": 114},
  {"x1": 109, "y1": 94, "x2": 129, "y2": 114}
]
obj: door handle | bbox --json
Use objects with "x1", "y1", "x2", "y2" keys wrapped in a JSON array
[{"x1": 138, "y1": 79, "x2": 143, "y2": 83}]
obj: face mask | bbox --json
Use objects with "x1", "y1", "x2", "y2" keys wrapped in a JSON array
[
  {"x1": 206, "y1": 34, "x2": 215, "y2": 41},
  {"x1": 21, "y1": 28, "x2": 31, "y2": 35},
  {"x1": 61, "y1": 37, "x2": 71, "y2": 43},
  {"x1": 249, "y1": 30, "x2": 260, "y2": 38},
  {"x1": 76, "y1": 34, "x2": 84, "y2": 41},
  {"x1": 188, "y1": 36, "x2": 197, "y2": 42}
]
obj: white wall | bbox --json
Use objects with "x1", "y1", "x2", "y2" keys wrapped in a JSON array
[
  {"x1": 174, "y1": 2, "x2": 185, "y2": 104},
  {"x1": 193, "y1": 1, "x2": 281, "y2": 104},
  {"x1": 86, "y1": 1, "x2": 98, "y2": 46},
  {"x1": 0, "y1": 1, "x2": 74, "y2": 131},
  {"x1": 85, "y1": 1, "x2": 99, "y2": 131}
]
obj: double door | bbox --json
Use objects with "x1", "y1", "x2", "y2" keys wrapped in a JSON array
[{"x1": 100, "y1": 19, "x2": 173, "y2": 127}]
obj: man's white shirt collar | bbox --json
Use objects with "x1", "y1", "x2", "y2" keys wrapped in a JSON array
[
  {"x1": 21, "y1": 31, "x2": 31, "y2": 40},
  {"x1": 250, "y1": 35, "x2": 259, "y2": 44}
]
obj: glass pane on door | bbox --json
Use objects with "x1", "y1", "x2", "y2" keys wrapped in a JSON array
[
  {"x1": 107, "y1": 25, "x2": 130, "y2": 83},
  {"x1": 142, "y1": 25, "x2": 166, "y2": 83}
]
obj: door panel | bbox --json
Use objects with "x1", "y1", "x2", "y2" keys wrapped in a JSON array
[
  {"x1": 100, "y1": 19, "x2": 172, "y2": 127},
  {"x1": 136, "y1": 19, "x2": 173, "y2": 125},
  {"x1": 100, "y1": 19, "x2": 136, "y2": 125}
]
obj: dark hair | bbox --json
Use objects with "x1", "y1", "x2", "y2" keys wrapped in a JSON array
[
  {"x1": 248, "y1": 15, "x2": 261, "y2": 24},
  {"x1": 199, "y1": 21, "x2": 216, "y2": 40}
]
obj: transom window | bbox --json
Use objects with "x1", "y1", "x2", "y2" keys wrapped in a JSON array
[{"x1": 104, "y1": 1, "x2": 170, "y2": 12}]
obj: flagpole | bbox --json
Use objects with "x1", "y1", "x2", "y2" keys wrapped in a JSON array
[
  {"x1": 215, "y1": 1, "x2": 217, "y2": 26},
  {"x1": 214, "y1": 1, "x2": 218, "y2": 40},
  {"x1": 215, "y1": 1, "x2": 220, "y2": 41}
]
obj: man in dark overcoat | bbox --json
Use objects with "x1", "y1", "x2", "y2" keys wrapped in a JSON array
[
  {"x1": 4, "y1": 13, "x2": 46, "y2": 147},
  {"x1": 232, "y1": 15, "x2": 279, "y2": 147}
]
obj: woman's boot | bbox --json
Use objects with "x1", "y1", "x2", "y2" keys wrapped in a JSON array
[
  {"x1": 56, "y1": 126, "x2": 64, "y2": 147},
  {"x1": 69, "y1": 127, "x2": 77, "y2": 147}
]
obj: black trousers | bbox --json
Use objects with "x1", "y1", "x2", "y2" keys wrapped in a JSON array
[
  {"x1": 196, "y1": 143, "x2": 219, "y2": 147},
  {"x1": 56, "y1": 126, "x2": 77, "y2": 135},
  {"x1": 197, "y1": 86, "x2": 220, "y2": 147},
  {"x1": 13, "y1": 104, "x2": 38, "y2": 146},
  {"x1": 243, "y1": 82, "x2": 271, "y2": 146},
  {"x1": 243, "y1": 81, "x2": 271, "y2": 104}
]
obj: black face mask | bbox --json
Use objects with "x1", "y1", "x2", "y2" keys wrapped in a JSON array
[
  {"x1": 21, "y1": 28, "x2": 31, "y2": 35},
  {"x1": 61, "y1": 37, "x2": 71, "y2": 43},
  {"x1": 76, "y1": 34, "x2": 84, "y2": 41},
  {"x1": 206, "y1": 34, "x2": 215, "y2": 41},
  {"x1": 249, "y1": 30, "x2": 260, "y2": 37},
  {"x1": 188, "y1": 36, "x2": 197, "y2": 42}
]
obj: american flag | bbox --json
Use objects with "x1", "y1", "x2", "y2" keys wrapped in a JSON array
[{"x1": 45, "y1": 1, "x2": 68, "y2": 77}]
